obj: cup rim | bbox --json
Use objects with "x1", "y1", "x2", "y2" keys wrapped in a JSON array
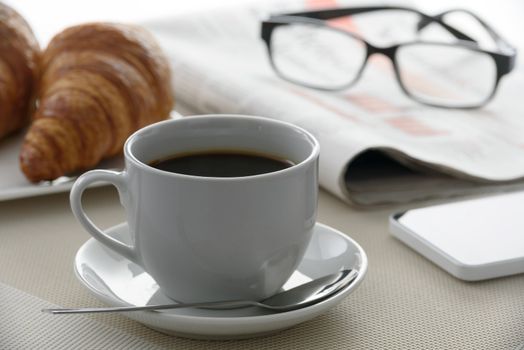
[{"x1": 124, "y1": 114, "x2": 320, "y2": 181}]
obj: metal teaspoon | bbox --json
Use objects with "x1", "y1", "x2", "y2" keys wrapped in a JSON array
[{"x1": 43, "y1": 269, "x2": 357, "y2": 314}]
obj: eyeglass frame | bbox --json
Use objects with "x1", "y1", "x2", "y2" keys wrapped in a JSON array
[{"x1": 260, "y1": 6, "x2": 517, "y2": 109}]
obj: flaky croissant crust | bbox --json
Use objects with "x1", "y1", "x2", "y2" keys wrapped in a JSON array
[
  {"x1": 0, "y1": 2, "x2": 40, "y2": 139},
  {"x1": 20, "y1": 23, "x2": 174, "y2": 182}
]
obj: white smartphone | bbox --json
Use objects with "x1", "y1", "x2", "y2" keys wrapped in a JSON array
[{"x1": 389, "y1": 191, "x2": 524, "y2": 281}]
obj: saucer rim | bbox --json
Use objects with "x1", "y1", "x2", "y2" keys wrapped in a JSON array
[{"x1": 74, "y1": 222, "x2": 368, "y2": 325}]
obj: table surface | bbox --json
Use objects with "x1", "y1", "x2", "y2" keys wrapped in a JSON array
[
  {"x1": 1, "y1": 187, "x2": 524, "y2": 349},
  {"x1": 2, "y1": 1, "x2": 524, "y2": 349}
]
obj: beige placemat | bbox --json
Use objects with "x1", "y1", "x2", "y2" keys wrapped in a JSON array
[
  {"x1": 1, "y1": 187, "x2": 524, "y2": 349},
  {"x1": 0, "y1": 282, "x2": 164, "y2": 350}
]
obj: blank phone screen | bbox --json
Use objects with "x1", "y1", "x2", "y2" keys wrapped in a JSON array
[{"x1": 397, "y1": 191, "x2": 524, "y2": 266}]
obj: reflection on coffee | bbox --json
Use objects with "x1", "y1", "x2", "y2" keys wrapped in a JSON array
[{"x1": 149, "y1": 151, "x2": 294, "y2": 177}]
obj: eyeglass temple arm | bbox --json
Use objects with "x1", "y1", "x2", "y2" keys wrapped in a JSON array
[
  {"x1": 417, "y1": 9, "x2": 516, "y2": 54},
  {"x1": 273, "y1": 6, "x2": 476, "y2": 43}
]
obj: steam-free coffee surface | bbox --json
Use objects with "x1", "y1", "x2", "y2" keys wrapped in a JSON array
[{"x1": 149, "y1": 151, "x2": 294, "y2": 177}]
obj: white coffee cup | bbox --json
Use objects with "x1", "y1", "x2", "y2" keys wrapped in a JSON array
[{"x1": 70, "y1": 115, "x2": 319, "y2": 303}]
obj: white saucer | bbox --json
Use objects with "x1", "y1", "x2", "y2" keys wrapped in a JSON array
[{"x1": 74, "y1": 222, "x2": 367, "y2": 339}]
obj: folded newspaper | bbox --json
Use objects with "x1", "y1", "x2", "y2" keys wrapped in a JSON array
[{"x1": 144, "y1": 0, "x2": 524, "y2": 207}]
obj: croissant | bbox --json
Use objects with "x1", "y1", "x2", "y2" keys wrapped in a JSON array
[
  {"x1": 0, "y1": 2, "x2": 39, "y2": 139},
  {"x1": 20, "y1": 23, "x2": 174, "y2": 182}
]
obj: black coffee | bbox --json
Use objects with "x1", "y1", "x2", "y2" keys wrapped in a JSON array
[{"x1": 149, "y1": 151, "x2": 294, "y2": 177}]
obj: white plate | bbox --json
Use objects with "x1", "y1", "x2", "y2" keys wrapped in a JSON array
[
  {"x1": 0, "y1": 131, "x2": 123, "y2": 201},
  {"x1": 74, "y1": 222, "x2": 368, "y2": 339},
  {"x1": 0, "y1": 111, "x2": 181, "y2": 201}
]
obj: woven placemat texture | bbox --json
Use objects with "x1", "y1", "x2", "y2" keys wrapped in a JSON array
[
  {"x1": 0, "y1": 282, "x2": 163, "y2": 350},
  {"x1": 0, "y1": 188, "x2": 523, "y2": 349}
]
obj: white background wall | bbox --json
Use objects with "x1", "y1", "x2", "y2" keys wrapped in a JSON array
[{"x1": 4, "y1": 0, "x2": 523, "y2": 53}]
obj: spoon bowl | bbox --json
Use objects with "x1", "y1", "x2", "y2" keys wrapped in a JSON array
[{"x1": 43, "y1": 269, "x2": 357, "y2": 315}]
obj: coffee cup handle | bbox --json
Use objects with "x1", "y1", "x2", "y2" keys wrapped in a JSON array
[{"x1": 70, "y1": 170, "x2": 140, "y2": 265}]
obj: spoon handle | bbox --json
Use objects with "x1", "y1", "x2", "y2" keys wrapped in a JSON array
[
  {"x1": 42, "y1": 300, "x2": 258, "y2": 314},
  {"x1": 43, "y1": 269, "x2": 356, "y2": 315}
]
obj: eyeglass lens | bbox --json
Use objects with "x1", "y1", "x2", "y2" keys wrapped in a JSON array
[
  {"x1": 270, "y1": 23, "x2": 367, "y2": 90},
  {"x1": 396, "y1": 43, "x2": 497, "y2": 107}
]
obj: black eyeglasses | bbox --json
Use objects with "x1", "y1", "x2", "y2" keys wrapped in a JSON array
[{"x1": 261, "y1": 6, "x2": 517, "y2": 109}]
